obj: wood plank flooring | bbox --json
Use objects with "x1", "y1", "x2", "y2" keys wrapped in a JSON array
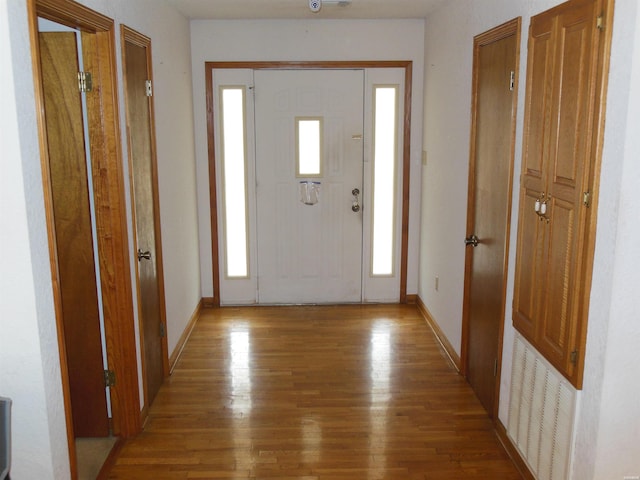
[{"x1": 108, "y1": 305, "x2": 522, "y2": 479}]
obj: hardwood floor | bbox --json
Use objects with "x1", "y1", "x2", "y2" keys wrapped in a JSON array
[{"x1": 108, "y1": 305, "x2": 522, "y2": 479}]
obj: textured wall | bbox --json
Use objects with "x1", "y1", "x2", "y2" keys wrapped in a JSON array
[
  {"x1": 1, "y1": 0, "x2": 70, "y2": 477},
  {"x1": 576, "y1": 0, "x2": 640, "y2": 478}
]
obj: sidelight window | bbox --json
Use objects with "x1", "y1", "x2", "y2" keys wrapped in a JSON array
[
  {"x1": 371, "y1": 86, "x2": 398, "y2": 276},
  {"x1": 220, "y1": 87, "x2": 249, "y2": 278}
]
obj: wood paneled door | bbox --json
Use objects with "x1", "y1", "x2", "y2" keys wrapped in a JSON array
[
  {"x1": 461, "y1": 19, "x2": 520, "y2": 417},
  {"x1": 39, "y1": 29, "x2": 110, "y2": 438},
  {"x1": 512, "y1": 0, "x2": 613, "y2": 388},
  {"x1": 122, "y1": 26, "x2": 169, "y2": 409}
]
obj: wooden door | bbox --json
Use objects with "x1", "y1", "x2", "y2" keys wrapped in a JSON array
[
  {"x1": 123, "y1": 29, "x2": 168, "y2": 407},
  {"x1": 539, "y1": 0, "x2": 598, "y2": 371},
  {"x1": 462, "y1": 20, "x2": 520, "y2": 416},
  {"x1": 39, "y1": 31, "x2": 110, "y2": 437},
  {"x1": 254, "y1": 70, "x2": 364, "y2": 303},
  {"x1": 512, "y1": 0, "x2": 609, "y2": 387}
]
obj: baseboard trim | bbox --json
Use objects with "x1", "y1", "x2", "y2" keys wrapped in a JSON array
[
  {"x1": 405, "y1": 294, "x2": 418, "y2": 304},
  {"x1": 202, "y1": 296, "x2": 217, "y2": 308},
  {"x1": 169, "y1": 299, "x2": 203, "y2": 373},
  {"x1": 495, "y1": 420, "x2": 536, "y2": 480},
  {"x1": 416, "y1": 296, "x2": 461, "y2": 372}
]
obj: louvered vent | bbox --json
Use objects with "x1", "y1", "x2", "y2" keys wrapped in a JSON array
[{"x1": 507, "y1": 334, "x2": 577, "y2": 480}]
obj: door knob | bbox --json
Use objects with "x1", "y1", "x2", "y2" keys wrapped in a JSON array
[
  {"x1": 351, "y1": 188, "x2": 361, "y2": 213},
  {"x1": 137, "y1": 249, "x2": 151, "y2": 261},
  {"x1": 464, "y1": 235, "x2": 479, "y2": 247}
]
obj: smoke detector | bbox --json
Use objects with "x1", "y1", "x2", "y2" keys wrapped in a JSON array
[
  {"x1": 308, "y1": 0, "x2": 352, "y2": 13},
  {"x1": 309, "y1": 0, "x2": 321, "y2": 12}
]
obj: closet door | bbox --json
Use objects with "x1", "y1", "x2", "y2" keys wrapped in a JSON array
[
  {"x1": 540, "y1": 0, "x2": 599, "y2": 372},
  {"x1": 513, "y1": 12, "x2": 555, "y2": 339},
  {"x1": 512, "y1": 0, "x2": 610, "y2": 388},
  {"x1": 39, "y1": 30, "x2": 110, "y2": 437}
]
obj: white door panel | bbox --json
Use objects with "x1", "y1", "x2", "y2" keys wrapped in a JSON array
[
  {"x1": 362, "y1": 68, "x2": 405, "y2": 302},
  {"x1": 255, "y1": 70, "x2": 364, "y2": 303},
  {"x1": 213, "y1": 69, "x2": 258, "y2": 304}
]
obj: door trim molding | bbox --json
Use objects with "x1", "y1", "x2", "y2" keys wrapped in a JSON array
[
  {"x1": 28, "y1": 1, "x2": 142, "y2": 476},
  {"x1": 205, "y1": 61, "x2": 413, "y2": 305},
  {"x1": 460, "y1": 17, "x2": 521, "y2": 419}
]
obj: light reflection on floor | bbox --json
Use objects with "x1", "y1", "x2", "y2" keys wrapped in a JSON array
[
  {"x1": 369, "y1": 320, "x2": 392, "y2": 479},
  {"x1": 229, "y1": 324, "x2": 252, "y2": 471}
]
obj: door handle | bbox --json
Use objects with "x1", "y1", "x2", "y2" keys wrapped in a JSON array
[
  {"x1": 351, "y1": 188, "x2": 361, "y2": 213},
  {"x1": 137, "y1": 249, "x2": 151, "y2": 261},
  {"x1": 534, "y1": 193, "x2": 551, "y2": 223},
  {"x1": 464, "y1": 234, "x2": 479, "y2": 247}
]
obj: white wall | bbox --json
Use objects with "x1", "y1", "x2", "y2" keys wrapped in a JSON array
[
  {"x1": 421, "y1": 0, "x2": 640, "y2": 479},
  {"x1": 1, "y1": 0, "x2": 199, "y2": 476},
  {"x1": 189, "y1": 19, "x2": 425, "y2": 299},
  {"x1": 0, "y1": 0, "x2": 70, "y2": 477},
  {"x1": 577, "y1": 1, "x2": 640, "y2": 477}
]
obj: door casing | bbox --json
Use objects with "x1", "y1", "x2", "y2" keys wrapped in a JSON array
[{"x1": 205, "y1": 61, "x2": 413, "y2": 306}]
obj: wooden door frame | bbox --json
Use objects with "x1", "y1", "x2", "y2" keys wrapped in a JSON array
[
  {"x1": 28, "y1": 0, "x2": 142, "y2": 475},
  {"x1": 120, "y1": 24, "x2": 170, "y2": 415},
  {"x1": 460, "y1": 18, "x2": 521, "y2": 419},
  {"x1": 205, "y1": 61, "x2": 413, "y2": 306}
]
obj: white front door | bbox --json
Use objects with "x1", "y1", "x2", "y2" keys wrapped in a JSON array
[
  {"x1": 254, "y1": 70, "x2": 364, "y2": 303},
  {"x1": 213, "y1": 67, "x2": 405, "y2": 305}
]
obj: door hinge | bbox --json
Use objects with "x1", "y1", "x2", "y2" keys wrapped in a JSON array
[
  {"x1": 493, "y1": 358, "x2": 498, "y2": 377},
  {"x1": 104, "y1": 369, "x2": 116, "y2": 388},
  {"x1": 596, "y1": 15, "x2": 604, "y2": 31},
  {"x1": 78, "y1": 71, "x2": 92, "y2": 92},
  {"x1": 583, "y1": 190, "x2": 592, "y2": 208},
  {"x1": 145, "y1": 79, "x2": 153, "y2": 97},
  {"x1": 160, "y1": 322, "x2": 166, "y2": 338},
  {"x1": 509, "y1": 71, "x2": 515, "y2": 91},
  {"x1": 570, "y1": 350, "x2": 578, "y2": 365}
]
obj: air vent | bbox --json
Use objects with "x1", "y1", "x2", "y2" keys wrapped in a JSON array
[{"x1": 507, "y1": 334, "x2": 577, "y2": 480}]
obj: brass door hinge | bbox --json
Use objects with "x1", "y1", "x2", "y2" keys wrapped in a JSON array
[
  {"x1": 597, "y1": 15, "x2": 604, "y2": 31},
  {"x1": 145, "y1": 79, "x2": 153, "y2": 97},
  {"x1": 583, "y1": 191, "x2": 592, "y2": 208},
  {"x1": 104, "y1": 369, "x2": 116, "y2": 388},
  {"x1": 78, "y1": 71, "x2": 92, "y2": 92},
  {"x1": 570, "y1": 350, "x2": 578, "y2": 365}
]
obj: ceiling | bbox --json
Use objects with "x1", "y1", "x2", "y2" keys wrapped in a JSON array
[{"x1": 164, "y1": 0, "x2": 448, "y2": 20}]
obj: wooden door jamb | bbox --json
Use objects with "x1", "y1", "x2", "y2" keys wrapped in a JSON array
[{"x1": 205, "y1": 60, "x2": 413, "y2": 305}]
